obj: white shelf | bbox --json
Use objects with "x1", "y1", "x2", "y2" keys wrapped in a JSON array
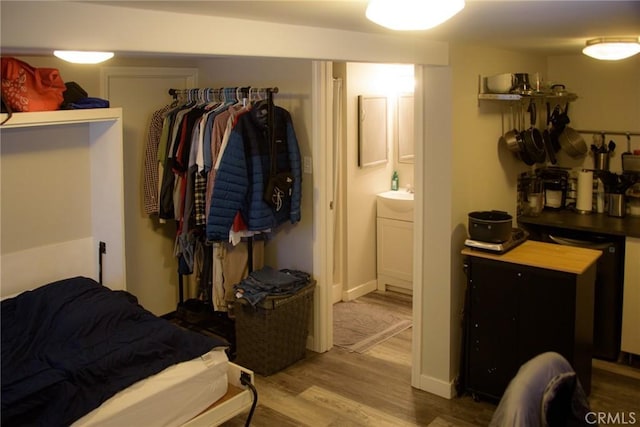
[{"x1": 0, "y1": 108, "x2": 122, "y2": 128}]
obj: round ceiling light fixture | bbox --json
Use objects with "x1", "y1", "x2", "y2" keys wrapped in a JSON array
[
  {"x1": 582, "y1": 37, "x2": 640, "y2": 61},
  {"x1": 54, "y1": 50, "x2": 114, "y2": 64},
  {"x1": 366, "y1": 0, "x2": 465, "y2": 31}
]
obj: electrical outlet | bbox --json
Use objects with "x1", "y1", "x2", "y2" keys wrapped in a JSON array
[{"x1": 240, "y1": 371, "x2": 252, "y2": 386}]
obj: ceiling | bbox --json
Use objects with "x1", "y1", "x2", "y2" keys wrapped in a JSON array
[{"x1": 93, "y1": 0, "x2": 640, "y2": 56}]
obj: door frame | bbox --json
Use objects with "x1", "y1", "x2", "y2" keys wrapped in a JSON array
[
  {"x1": 311, "y1": 61, "x2": 335, "y2": 351},
  {"x1": 311, "y1": 61, "x2": 426, "y2": 389}
]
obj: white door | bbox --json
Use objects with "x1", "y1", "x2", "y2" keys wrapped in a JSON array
[{"x1": 101, "y1": 67, "x2": 197, "y2": 315}]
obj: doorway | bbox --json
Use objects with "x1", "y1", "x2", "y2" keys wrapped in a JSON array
[{"x1": 329, "y1": 61, "x2": 416, "y2": 360}]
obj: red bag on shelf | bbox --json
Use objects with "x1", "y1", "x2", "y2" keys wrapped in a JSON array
[{"x1": 1, "y1": 57, "x2": 65, "y2": 112}]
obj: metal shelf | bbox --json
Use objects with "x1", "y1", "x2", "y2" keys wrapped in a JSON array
[{"x1": 478, "y1": 93, "x2": 578, "y2": 102}]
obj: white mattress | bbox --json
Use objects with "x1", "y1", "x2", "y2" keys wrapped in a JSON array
[{"x1": 72, "y1": 348, "x2": 229, "y2": 427}]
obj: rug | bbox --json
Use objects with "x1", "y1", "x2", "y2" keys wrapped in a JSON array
[{"x1": 333, "y1": 299, "x2": 412, "y2": 353}]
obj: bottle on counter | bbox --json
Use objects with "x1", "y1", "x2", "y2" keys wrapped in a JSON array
[{"x1": 391, "y1": 171, "x2": 399, "y2": 191}]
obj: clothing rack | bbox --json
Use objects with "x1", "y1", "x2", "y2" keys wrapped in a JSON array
[
  {"x1": 168, "y1": 85, "x2": 280, "y2": 305},
  {"x1": 168, "y1": 86, "x2": 279, "y2": 104}
]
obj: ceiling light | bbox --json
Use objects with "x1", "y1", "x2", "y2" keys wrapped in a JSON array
[
  {"x1": 582, "y1": 37, "x2": 640, "y2": 61},
  {"x1": 366, "y1": 0, "x2": 465, "y2": 31},
  {"x1": 54, "y1": 50, "x2": 114, "y2": 64}
]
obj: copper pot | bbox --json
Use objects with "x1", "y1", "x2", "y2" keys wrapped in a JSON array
[{"x1": 559, "y1": 127, "x2": 588, "y2": 158}]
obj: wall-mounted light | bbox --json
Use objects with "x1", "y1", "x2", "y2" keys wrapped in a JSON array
[
  {"x1": 53, "y1": 50, "x2": 114, "y2": 64},
  {"x1": 582, "y1": 37, "x2": 640, "y2": 61},
  {"x1": 366, "y1": 0, "x2": 465, "y2": 31}
]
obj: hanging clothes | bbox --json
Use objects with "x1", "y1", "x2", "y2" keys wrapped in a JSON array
[
  {"x1": 205, "y1": 99, "x2": 302, "y2": 241},
  {"x1": 143, "y1": 86, "x2": 301, "y2": 312}
]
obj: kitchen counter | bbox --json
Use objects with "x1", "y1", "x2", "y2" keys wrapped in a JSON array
[
  {"x1": 461, "y1": 240, "x2": 601, "y2": 275},
  {"x1": 519, "y1": 210, "x2": 640, "y2": 238},
  {"x1": 461, "y1": 239, "x2": 599, "y2": 398}
]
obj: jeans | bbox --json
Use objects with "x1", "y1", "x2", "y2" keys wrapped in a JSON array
[{"x1": 234, "y1": 266, "x2": 310, "y2": 306}]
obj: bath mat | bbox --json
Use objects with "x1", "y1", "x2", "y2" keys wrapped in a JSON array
[{"x1": 333, "y1": 299, "x2": 412, "y2": 353}]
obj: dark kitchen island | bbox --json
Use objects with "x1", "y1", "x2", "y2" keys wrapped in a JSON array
[{"x1": 460, "y1": 240, "x2": 601, "y2": 401}]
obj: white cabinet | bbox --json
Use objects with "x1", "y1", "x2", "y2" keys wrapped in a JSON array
[
  {"x1": 376, "y1": 191, "x2": 414, "y2": 293},
  {"x1": 622, "y1": 237, "x2": 640, "y2": 356},
  {"x1": 0, "y1": 108, "x2": 126, "y2": 295}
]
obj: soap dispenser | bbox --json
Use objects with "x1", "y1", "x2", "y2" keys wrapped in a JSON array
[{"x1": 391, "y1": 171, "x2": 399, "y2": 191}]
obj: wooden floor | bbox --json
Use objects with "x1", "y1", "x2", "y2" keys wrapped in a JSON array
[{"x1": 220, "y1": 291, "x2": 640, "y2": 426}]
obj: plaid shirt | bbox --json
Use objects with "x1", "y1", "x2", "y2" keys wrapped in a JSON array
[{"x1": 143, "y1": 105, "x2": 172, "y2": 215}]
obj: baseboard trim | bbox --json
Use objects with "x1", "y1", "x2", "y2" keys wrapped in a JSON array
[
  {"x1": 417, "y1": 373, "x2": 456, "y2": 399},
  {"x1": 342, "y1": 279, "x2": 378, "y2": 301}
]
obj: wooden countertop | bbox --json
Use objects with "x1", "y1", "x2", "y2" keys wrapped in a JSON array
[{"x1": 461, "y1": 240, "x2": 601, "y2": 275}]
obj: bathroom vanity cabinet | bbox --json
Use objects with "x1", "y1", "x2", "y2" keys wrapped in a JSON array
[
  {"x1": 376, "y1": 191, "x2": 414, "y2": 293},
  {"x1": 461, "y1": 241, "x2": 600, "y2": 401},
  {"x1": 377, "y1": 217, "x2": 413, "y2": 292}
]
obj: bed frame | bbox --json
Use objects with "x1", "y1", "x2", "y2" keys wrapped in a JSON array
[{"x1": 0, "y1": 109, "x2": 256, "y2": 426}]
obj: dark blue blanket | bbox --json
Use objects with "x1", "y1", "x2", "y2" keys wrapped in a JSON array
[{"x1": 1, "y1": 277, "x2": 226, "y2": 427}]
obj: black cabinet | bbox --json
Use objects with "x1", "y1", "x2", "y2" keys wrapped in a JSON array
[{"x1": 462, "y1": 253, "x2": 596, "y2": 401}]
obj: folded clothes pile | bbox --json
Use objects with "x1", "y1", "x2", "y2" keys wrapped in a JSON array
[{"x1": 234, "y1": 266, "x2": 311, "y2": 306}]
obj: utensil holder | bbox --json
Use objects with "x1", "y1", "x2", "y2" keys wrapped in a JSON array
[
  {"x1": 608, "y1": 193, "x2": 626, "y2": 217},
  {"x1": 594, "y1": 152, "x2": 609, "y2": 171}
]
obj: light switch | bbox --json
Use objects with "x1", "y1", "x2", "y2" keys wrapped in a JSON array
[{"x1": 303, "y1": 156, "x2": 312, "y2": 174}]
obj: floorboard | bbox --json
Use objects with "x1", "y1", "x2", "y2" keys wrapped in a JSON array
[{"x1": 220, "y1": 290, "x2": 640, "y2": 426}]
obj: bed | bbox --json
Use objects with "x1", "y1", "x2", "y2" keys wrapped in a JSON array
[{"x1": 0, "y1": 109, "x2": 256, "y2": 427}]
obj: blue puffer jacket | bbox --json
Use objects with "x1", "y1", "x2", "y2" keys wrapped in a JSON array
[{"x1": 206, "y1": 103, "x2": 301, "y2": 241}]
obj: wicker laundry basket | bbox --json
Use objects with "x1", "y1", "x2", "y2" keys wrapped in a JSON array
[{"x1": 234, "y1": 281, "x2": 315, "y2": 375}]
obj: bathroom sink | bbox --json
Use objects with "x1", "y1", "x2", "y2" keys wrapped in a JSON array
[
  {"x1": 377, "y1": 190, "x2": 414, "y2": 201},
  {"x1": 376, "y1": 190, "x2": 414, "y2": 222}
]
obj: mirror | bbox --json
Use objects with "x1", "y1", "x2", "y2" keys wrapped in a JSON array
[
  {"x1": 397, "y1": 93, "x2": 414, "y2": 163},
  {"x1": 358, "y1": 95, "x2": 388, "y2": 168}
]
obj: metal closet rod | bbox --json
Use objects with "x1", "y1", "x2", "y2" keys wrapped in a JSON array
[
  {"x1": 168, "y1": 86, "x2": 279, "y2": 97},
  {"x1": 575, "y1": 129, "x2": 640, "y2": 137}
]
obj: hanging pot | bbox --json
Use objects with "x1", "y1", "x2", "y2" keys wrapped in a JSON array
[
  {"x1": 468, "y1": 211, "x2": 513, "y2": 243},
  {"x1": 514, "y1": 104, "x2": 534, "y2": 165},
  {"x1": 502, "y1": 105, "x2": 521, "y2": 153},
  {"x1": 521, "y1": 101, "x2": 546, "y2": 164},
  {"x1": 559, "y1": 127, "x2": 588, "y2": 158},
  {"x1": 503, "y1": 129, "x2": 522, "y2": 153},
  {"x1": 551, "y1": 84, "x2": 569, "y2": 97}
]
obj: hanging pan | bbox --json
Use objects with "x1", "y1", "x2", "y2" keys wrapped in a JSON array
[
  {"x1": 520, "y1": 101, "x2": 546, "y2": 164},
  {"x1": 502, "y1": 105, "x2": 521, "y2": 153},
  {"x1": 559, "y1": 127, "x2": 588, "y2": 158}
]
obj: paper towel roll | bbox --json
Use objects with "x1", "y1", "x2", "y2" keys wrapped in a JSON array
[{"x1": 576, "y1": 170, "x2": 593, "y2": 212}]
